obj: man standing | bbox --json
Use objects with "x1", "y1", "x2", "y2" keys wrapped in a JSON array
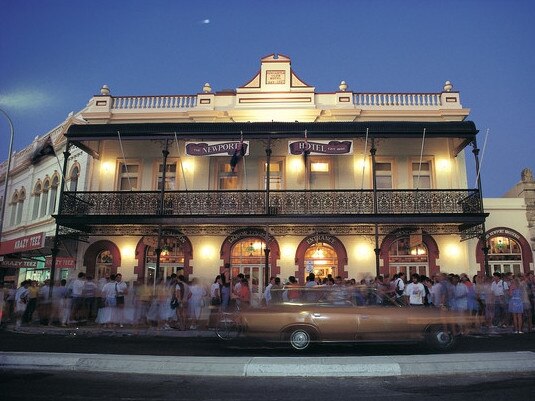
[
  {"x1": 491, "y1": 272, "x2": 509, "y2": 327},
  {"x1": 393, "y1": 272, "x2": 406, "y2": 305},
  {"x1": 264, "y1": 277, "x2": 275, "y2": 306},
  {"x1": 70, "y1": 272, "x2": 86, "y2": 323},
  {"x1": 114, "y1": 273, "x2": 128, "y2": 327},
  {"x1": 404, "y1": 274, "x2": 426, "y2": 306}
]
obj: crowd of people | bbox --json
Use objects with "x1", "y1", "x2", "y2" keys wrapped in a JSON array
[{"x1": 1, "y1": 268, "x2": 534, "y2": 334}]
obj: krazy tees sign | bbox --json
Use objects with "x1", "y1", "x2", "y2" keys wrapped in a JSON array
[
  {"x1": 185, "y1": 141, "x2": 250, "y2": 156},
  {"x1": 0, "y1": 232, "x2": 45, "y2": 255},
  {"x1": 288, "y1": 140, "x2": 353, "y2": 155}
]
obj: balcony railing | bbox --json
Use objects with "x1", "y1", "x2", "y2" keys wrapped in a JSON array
[{"x1": 60, "y1": 189, "x2": 482, "y2": 217}]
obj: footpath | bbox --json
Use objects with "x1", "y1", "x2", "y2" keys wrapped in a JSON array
[{"x1": 1, "y1": 324, "x2": 535, "y2": 378}]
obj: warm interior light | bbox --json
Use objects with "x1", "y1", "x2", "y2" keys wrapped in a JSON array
[
  {"x1": 290, "y1": 158, "x2": 303, "y2": 172},
  {"x1": 181, "y1": 159, "x2": 193, "y2": 173},
  {"x1": 121, "y1": 245, "x2": 135, "y2": 258},
  {"x1": 201, "y1": 244, "x2": 215, "y2": 259},
  {"x1": 355, "y1": 158, "x2": 367, "y2": 170},
  {"x1": 445, "y1": 244, "x2": 461, "y2": 258},
  {"x1": 437, "y1": 159, "x2": 451, "y2": 172},
  {"x1": 101, "y1": 161, "x2": 114, "y2": 174},
  {"x1": 356, "y1": 244, "x2": 370, "y2": 258}
]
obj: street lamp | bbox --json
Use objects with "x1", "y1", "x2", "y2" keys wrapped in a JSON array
[{"x1": 0, "y1": 108, "x2": 14, "y2": 245}]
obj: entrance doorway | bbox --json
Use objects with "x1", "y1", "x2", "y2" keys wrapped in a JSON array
[
  {"x1": 388, "y1": 237, "x2": 429, "y2": 277},
  {"x1": 144, "y1": 241, "x2": 185, "y2": 283},
  {"x1": 304, "y1": 242, "x2": 337, "y2": 282},
  {"x1": 488, "y1": 236, "x2": 522, "y2": 275},
  {"x1": 230, "y1": 239, "x2": 266, "y2": 306}
]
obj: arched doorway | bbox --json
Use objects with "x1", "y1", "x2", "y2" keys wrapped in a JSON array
[
  {"x1": 220, "y1": 228, "x2": 281, "y2": 305},
  {"x1": 84, "y1": 240, "x2": 121, "y2": 279},
  {"x1": 295, "y1": 234, "x2": 348, "y2": 282},
  {"x1": 134, "y1": 235, "x2": 193, "y2": 283},
  {"x1": 380, "y1": 231, "x2": 439, "y2": 277},
  {"x1": 477, "y1": 227, "x2": 533, "y2": 275}
]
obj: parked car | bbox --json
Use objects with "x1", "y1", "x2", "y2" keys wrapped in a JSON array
[{"x1": 237, "y1": 290, "x2": 478, "y2": 351}]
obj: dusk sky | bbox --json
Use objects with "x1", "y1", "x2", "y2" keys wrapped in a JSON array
[{"x1": 1, "y1": 0, "x2": 534, "y2": 197}]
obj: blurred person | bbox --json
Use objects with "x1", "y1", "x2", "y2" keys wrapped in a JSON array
[
  {"x1": 5, "y1": 283, "x2": 16, "y2": 323},
  {"x1": 393, "y1": 272, "x2": 406, "y2": 304},
  {"x1": 70, "y1": 272, "x2": 86, "y2": 323},
  {"x1": 37, "y1": 279, "x2": 52, "y2": 325},
  {"x1": 156, "y1": 278, "x2": 176, "y2": 330},
  {"x1": 133, "y1": 280, "x2": 151, "y2": 327},
  {"x1": 404, "y1": 273, "x2": 425, "y2": 307},
  {"x1": 188, "y1": 278, "x2": 207, "y2": 329},
  {"x1": 97, "y1": 274, "x2": 117, "y2": 328},
  {"x1": 221, "y1": 264, "x2": 231, "y2": 311},
  {"x1": 237, "y1": 278, "x2": 250, "y2": 309},
  {"x1": 520, "y1": 273, "x2": 533, "y2": 332},
  {"x1": 114, "y1": 273, "x2": 128, "y2": 327},
  {"x1": 303, "y1": 273, "x2": 319, "y2": 303},
  {"x1": 49, "y1": 279, "x2": 67, "y2": 326},
  {"x1": 83, "y1": 276, "x2": 98, "y2": 321},
  {"x1": 175, "y1": 275, "x2": 191, "y2": 330},
  {"x1": 14, "y1": 280, "x2": 30, "y2": 329},
  {"x1": 0, "y1": 283, "x2": 5, "y2": 324},
  {"x1": 270, "y1": 277, "x2": 283, "y2": 304},
  {"x1": 284, "y1": 275, "x2": 300, "y2": 302},
  {"x1": 264, "y1": 276, "x2": 275, "y2": 306},
  {"x1": 208, "y1": 275, "x2": 222, "y2": 328},
  {"x1": 23, "y1": 280, "x2": 39, "y2": 324},
  {"x1": 508, "y1": 277, "x2": 524, "y2": 333},
  {"x1": 452, "y1": 275, "x2": 468, "y2": 312},
  {"x1": 491, "y1": 272, "x2": 509, "y2": 327}
]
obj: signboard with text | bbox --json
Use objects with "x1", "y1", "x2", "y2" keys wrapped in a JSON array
[
  {"x1": 185, "y1": 141, "x2": 250, "y2": 157},
  {"x1": 288, "y1": 140, "x2": 353, "y2": 155},
  {"x1": 0, "y1": 232, "x2": 46, "y2": 256}
]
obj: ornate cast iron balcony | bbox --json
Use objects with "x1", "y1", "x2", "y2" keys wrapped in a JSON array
[{"x1": 60, "y1": 189, "x2": 482, "y2": 217}]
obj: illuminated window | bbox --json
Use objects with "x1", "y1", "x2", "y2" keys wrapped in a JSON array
[
  {"x1": 308, "y1": 157, "x2": 332, "y2": 189},
  {"x1": 375, "y1": 162, "x2": 393, "y2": 189},
  {"x1": 117, "y1": 161, "x2": 139, "y2": 191},
  {"x1": 156, "y1": 161, "x2": 178, "y2": 190},
  {"x1": 217, "y1": 160, "x2": 239, "y2": 190},
  {"x1": 412, "y1": 161, "x2": 432, "y2": 189},
  {"x1": 263, "y1": 159, "x2": 284, "y2": 190},
  {"x1": 304, "y1": 243, "x2": 337, "y2": 281}
]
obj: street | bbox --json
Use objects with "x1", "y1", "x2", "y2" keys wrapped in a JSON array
[
  {"x1": 1, "y1": 369, "x2": 534, "y2": 401},
  {"x1": 1, "y1": 328, "x2": 534, "y2": 357}
]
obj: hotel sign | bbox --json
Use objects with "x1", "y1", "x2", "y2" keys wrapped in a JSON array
[
  {"x1": 0, "y1": 232, "x2": 46, "y2": 256},
  {"x1": 288, "y1": 140, "x2": 353, "y2": 155},
  {"x1": 185, "y1": 141, "x2": 250, "y2": 157}
]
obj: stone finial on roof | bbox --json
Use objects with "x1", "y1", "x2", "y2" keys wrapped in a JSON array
[
  {"x1": 203, "y1": 83, "x2": 212, "y2": 93},
  {"x1": 100, "y1": 85, "x2": 110, "y2": 96},
  {"x1": 443, "y1": 81, "x2": 453, "y2": 92},
  {"x1": 521, "y1": 168, "x2": 534, "y2": 183},
  {"x1": 339, "y1": 81, "x2": 348, "y2": 91}
]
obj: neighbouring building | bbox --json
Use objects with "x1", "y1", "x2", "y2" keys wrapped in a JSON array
[{"x1": 1, "y1": 54, "x2": 533, "y2": 300}]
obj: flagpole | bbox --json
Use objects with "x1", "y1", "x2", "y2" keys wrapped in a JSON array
[
  {"x1": 475, "y1": 128, "x2": 489, "y2": 188},
  {"x1": 0, "y1": 108, "x2": 14, "y2": 246}
]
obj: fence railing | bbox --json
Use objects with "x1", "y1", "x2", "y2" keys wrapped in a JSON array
[{"x1": 60, "y1": 189, "x2": 482, "y2": 217}]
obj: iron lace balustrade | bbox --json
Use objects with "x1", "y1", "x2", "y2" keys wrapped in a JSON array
[{"x1": 60, "y1": 189, "x2": 482, "y2": 216}]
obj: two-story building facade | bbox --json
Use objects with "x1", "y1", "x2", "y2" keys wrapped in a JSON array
[{"x1": 38, "y1": 54, "x2": 491, "y2": 303}]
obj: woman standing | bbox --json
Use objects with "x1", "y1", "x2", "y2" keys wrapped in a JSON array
[
  {"x1": 188, "y1": 278, "x2": 207, "y2": 329},
  {"x1": 508, "y1": 277, "x2": 524, "y2": 333}
]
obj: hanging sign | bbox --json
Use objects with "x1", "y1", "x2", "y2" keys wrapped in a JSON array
[
  {"x1": 0, "y1": 232, "x2": 46, "y2": 256},
  {"x1": 185, "y1": 141, "x2": 250, "y2": 156},
  {"x1": 288, "y1": 140, "x2": 353, "y2": 155}
]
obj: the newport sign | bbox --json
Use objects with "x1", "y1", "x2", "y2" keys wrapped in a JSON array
[{"x1": 185, "y1": 141, "x2": 250, "y2": 156}]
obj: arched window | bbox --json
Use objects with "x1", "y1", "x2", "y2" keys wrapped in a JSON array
[
  {"x1": 16, "y1": 187, "x2": 25, "y2": 225},
  {"x1": 488, "y1": 236, "x2": 522, "y2": 275},
  {"x1": 303, "y1": 242, "x2": 338, "y2": 282},
  {"x1": 69, "y1": 164, "x2": 80, "y2": 192},
  {"x1": 48, "y1": 174, "x2": 59, "y2": 214},
  {"x1": 10, "y1": 191, "x2": 18, "y2": 226},
  {"x1": 40, "y1": 178, "x2": 50, "y2": 217},
  {"x1": 388, "y1": 237, "x2": 429, "y2": 277},
  {"x1": 32, "y1": 181, "x2": 42, "y2": 220}
]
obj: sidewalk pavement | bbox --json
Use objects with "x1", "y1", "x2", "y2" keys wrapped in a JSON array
[{"x1": 2, "y1": 323, "x2": 535, "y2": 377}]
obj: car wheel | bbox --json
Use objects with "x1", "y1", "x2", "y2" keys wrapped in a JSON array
[
  {"x1": 425, "y1": 325, "x2": 457, "y2": 351},
  {"x1": 289, "y1": 328, "x2": 312, "y2": 351}
]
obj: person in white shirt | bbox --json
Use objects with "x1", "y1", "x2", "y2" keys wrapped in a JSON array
[
  {"x1": 491, "y1": 272, "x2": 509, "y2": 327},
  {"x1": 404, "y1": 274, "x2": 425, "y2": 306},
  {"x1": 264, "y1": 277, "x2": 275, "y2": 306}
]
